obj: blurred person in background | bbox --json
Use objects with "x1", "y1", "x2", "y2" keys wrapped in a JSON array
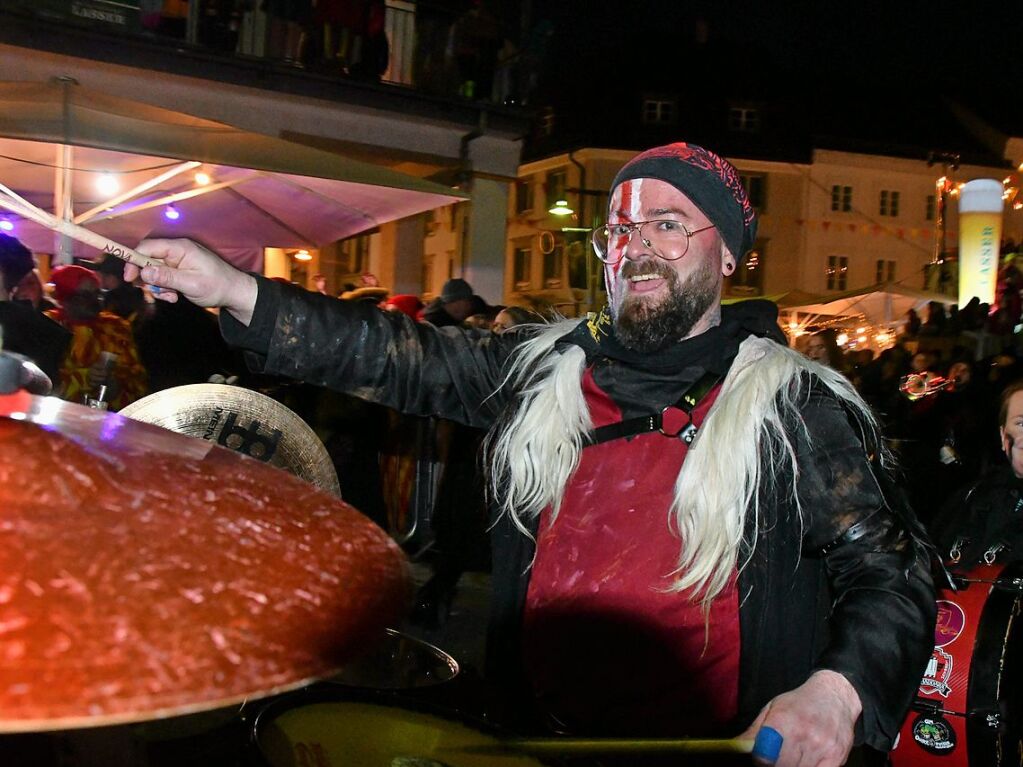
[
  {"x1": 931, "y1": 379, "x2": 1023, "y2": 566},
  {"x1": 0, "y1": 234, "x2": 69, "y2": 382},
  {"x1": 492, "y1": 305, "x2": 544, "y2": 333},
  {"x1": 95, "y1": 254, "x2": 147, "y2": 328},
  {"x1": 45, "y1": 265, "x2": 147, "y2": 411},
  {"x1": 381, "y1": 293, "x2": 424, "y2": 320},
  {"x1": 803, "y1": 329, "x2": 843, "y2": 369},
  {"x1": 413, "y1": 304, "x2": 548, "y2": 628},
  {"x1": 420, "y1": 278, "x2": 478, "y2": 327}
]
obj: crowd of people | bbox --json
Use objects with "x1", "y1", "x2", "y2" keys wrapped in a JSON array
[{"x1": 797, "y1": 297, "x2": 1023, "y2": 538}]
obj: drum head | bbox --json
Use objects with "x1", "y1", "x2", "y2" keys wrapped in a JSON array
[{"x1": 253, "y1": 689, "x2": 542, "y2": 767}]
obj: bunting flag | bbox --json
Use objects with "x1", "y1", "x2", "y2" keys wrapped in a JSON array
[{"x1": 740, "y1": 217, "x2": 953, "y2": 243}]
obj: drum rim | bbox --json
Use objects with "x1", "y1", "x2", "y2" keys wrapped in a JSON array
[
  {"x1": 966, "y1": 559, "x2": 1023, "y2": 766},
  {"x1": 323, "y1": 627, "x2": 460, "y2": 689},
  {"x1": 249, "y1": 683, "x2": 523, "y2": 758}
]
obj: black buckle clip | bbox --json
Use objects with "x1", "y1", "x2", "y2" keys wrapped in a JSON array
[{"x1": 659, "y1": 406, "x2": 698, "y2": 444}]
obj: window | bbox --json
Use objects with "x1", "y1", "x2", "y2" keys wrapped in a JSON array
[
  {"x1": 539, "y1": 107, "x2": 555, "y2": 137},
  {"x1": 642, "y1": 98, "x2": 677, "y2": 125},
  {"x1": 338, "y1": 234, "x2": 370, "y2": 275},
  {"x1": 421, "y1": 255, "x2": 434, "y2": 294},
  {"x1": 875, "y1": 259, "x2": 896, "y2": 283},
  {"x1": 729, "y1": 107, "x2": 760, "y2": 133},
  {"x1": 826, "y1": 255, "x2": 848, "y2": 291},
  {"x1": 739, "y1": 174, "x2": 767, "y2": 210},
  {"x1": 458, "y1": 208, "x2": 470, "y2": 266},
  {"x1": 926, "y1": 195, "x2": 936, "y2": 221},
  {"x1": 545, "y1": 169, "x2": 567, "y2": 209},
  {"x1": 543, "y1": 243, "x2": 563, "y2": 287},
  {"x1": 513, "y1": 246, "x2": 532, "y2": 287},
  {"x1": 515, "y1": 179, "x2": 534, "y2": 214},
  {"x1": 831, "y1": 185, "x2": 852, "y2": 212},
  {"x1": 880, "y1": 190, "x2": 900, "y2": 217},
  {"x1": 727, "y1": 240, "x2": 766, "y2": 296},
  {"x1": 381, "y1": 0, "x2": 415, "y2": 85}
]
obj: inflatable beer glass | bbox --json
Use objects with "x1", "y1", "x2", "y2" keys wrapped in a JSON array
[{"x1": 958, "y1": 179, "x2": 1003, "y2": 307}]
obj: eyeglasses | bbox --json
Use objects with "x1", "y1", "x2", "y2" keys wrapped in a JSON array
[{"x1": 590, "y1": 220, "x2": 716, "y2": 265}]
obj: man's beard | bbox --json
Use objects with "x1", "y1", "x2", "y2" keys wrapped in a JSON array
[{"x1": 613, "y1": 259, "x2": 719, "y2": 352}]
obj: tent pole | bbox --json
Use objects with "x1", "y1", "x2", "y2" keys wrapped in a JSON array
[{"x1": 53, "y1": 144, "x2": 74, "y2": 265}]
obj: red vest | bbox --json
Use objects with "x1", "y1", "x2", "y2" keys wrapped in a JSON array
[{"x1": 523, "y1": 368, "x2": 741, "y2": 736}]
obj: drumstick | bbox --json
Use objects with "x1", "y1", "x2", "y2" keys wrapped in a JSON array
[
  {"x1": 0, "y1": 188, "x2": 161, "y2": 269},
  {"x1": 449, "y1": 735, "x2": 755, "y2": 755},
  {"x1": 451, "y1": 726, "x2": 783, "y2": 763}
]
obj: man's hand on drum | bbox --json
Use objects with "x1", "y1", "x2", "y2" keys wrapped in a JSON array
[
  {"x1": 740, "y1": 670, "x2": 860, "y2": 767},
  {"x1": 124, "y1": 239, "x2": 259, "y2": 326}
]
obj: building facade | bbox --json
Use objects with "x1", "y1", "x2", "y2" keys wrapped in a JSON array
[{"x1": 420, "y1": 145, "x2": 1022, "y2": 316}]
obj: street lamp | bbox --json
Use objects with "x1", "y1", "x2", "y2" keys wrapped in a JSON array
[
  {"x1": 548, "y1": 199, "x2": 574, "y2": 216},
  {"x1": 548, "y1": 186, "x2": 607, "y2": 312}
]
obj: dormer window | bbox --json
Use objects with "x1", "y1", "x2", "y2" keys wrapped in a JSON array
[
  {"x1": 642, "y1": 97, "x2": 677, "y2": 125},
  {"x1": 729, "y1": 107, "x2": 760, "y2": 133}
]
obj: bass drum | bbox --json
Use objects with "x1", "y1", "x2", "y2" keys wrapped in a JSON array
[
  {"x1": 890, "y1": 561, "x2": 1023, "y2": 766},
  {"x1": 252, "y1": 687, "x2": 544, "y2": 767}
]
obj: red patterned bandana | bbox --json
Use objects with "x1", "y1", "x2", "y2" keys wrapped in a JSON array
[{"x1": 611, "y1": 143, "x2": 757, "y2": 261}]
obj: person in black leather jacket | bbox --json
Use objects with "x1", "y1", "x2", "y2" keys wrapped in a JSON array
[
  {"x1": 932, "y1": 379, "x2": 1023, "y2": 566},
  {"x1": 126, "y1": 142, "x2": 935, "y2": 767}
]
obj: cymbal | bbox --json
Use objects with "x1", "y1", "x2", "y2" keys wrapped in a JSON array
[
  {"x1": 120, "y1": 384, "x2": 341, "y2": 496},
  {"x1": 0, "y1": 392, "x2": 409, "y2": 732}
]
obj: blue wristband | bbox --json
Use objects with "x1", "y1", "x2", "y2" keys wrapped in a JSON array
[{"x1": 752, "y1": 726, "x2": 783, "y2": 764}]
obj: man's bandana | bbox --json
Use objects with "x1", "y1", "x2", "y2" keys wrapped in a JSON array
[{"x1": 611, "y1": 143, "x2": 757, "y2": 262}]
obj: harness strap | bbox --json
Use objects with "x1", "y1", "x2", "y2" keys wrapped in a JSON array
[{"x1": 583, "y1": 371, "x2": 723, "y2": 447}]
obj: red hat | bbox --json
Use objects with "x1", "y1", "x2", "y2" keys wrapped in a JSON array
[
  {"x1": 382, "y1": 294, "x2": 423, "y2": 319},
  {"x1": 50, "y1": 265, "x2": 100, "y2": 302}
]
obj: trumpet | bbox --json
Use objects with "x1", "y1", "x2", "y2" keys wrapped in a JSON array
[{"x1": 899, "y1": 371, "x2": 954, "y2": 400}]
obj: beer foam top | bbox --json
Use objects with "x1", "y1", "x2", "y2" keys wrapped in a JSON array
[{"x1": 959, "y1": 179, "x2": 1005, "y2": 213}]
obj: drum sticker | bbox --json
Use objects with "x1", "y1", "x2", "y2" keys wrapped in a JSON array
[
  {"x1": 919, "y1": 647, "x2": 953, "y2": 698},
  {"x1": 934, "y1": 600, "x2": 965, "y2": 647},
  {"x1": 911, "y1": 714, "x2": 957, "y2": 754}
]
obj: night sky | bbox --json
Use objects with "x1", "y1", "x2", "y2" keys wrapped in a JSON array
[{"x1": 530, "y1": 1, "x2": 1020, "y2": 132}]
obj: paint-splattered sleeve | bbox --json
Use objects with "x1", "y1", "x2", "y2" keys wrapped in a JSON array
[
  {"x1": 220, "y1": 277, "x2": 518, "y2": 429},
  {"x1": 793, "y1": 388, "x2": 936, "y2": 752}
]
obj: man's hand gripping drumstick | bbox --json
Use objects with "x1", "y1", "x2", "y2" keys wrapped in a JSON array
[{"x1": 127, "y1": 239, "x2": 259, "y2": 327}]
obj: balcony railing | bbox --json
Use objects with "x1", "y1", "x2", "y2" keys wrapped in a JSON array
[{"x1": 4, "y1": 0, "x2": 533, "y2": 105}]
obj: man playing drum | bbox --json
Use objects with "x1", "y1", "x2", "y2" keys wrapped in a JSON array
[{"x1": 127, "y1": 142, "x2": 936, "y2": 767}]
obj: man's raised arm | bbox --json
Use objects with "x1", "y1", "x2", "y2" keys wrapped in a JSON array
[{"x1": 126, "y1": 238, "x2": 259, "y2": 325}]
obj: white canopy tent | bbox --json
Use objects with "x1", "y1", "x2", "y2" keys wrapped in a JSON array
[
  {"x1": 0, "y1": 78, "x2": 465, "y2": 271},
  {"x1": 776, "y1": 282, "x2": 956, "y2": 327}
]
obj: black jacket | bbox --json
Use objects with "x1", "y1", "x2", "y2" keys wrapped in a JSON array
[
  {"x1": 222, "y1": 278, "x2": 935, "y2": 752},
  {"x1": 931, "y1": 464, "x2": 1023, "y2": 566}
]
